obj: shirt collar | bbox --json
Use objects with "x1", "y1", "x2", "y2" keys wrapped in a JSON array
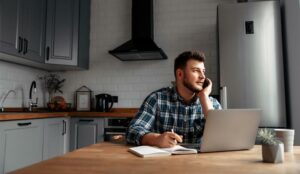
[{"x1": 170, "y1": 85, "x2": 200, "y2": 105}]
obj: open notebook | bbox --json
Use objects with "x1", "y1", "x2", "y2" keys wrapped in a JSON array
[{"x1": 128, "y1": 145, "x2": 197, "y2": 158}]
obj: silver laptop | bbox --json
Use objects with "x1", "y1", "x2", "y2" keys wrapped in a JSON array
[{"x1": 199, "y1": 109, "x2": 261, "y2": 152}]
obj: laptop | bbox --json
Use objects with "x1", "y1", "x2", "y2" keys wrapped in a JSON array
[{"x1": 198, "y1": 109, "x2": 261, "y2": 152}]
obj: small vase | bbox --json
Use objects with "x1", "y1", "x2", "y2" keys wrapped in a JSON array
[{"x1": 262, "y1": 143, "x2": 284, "y2": 163}]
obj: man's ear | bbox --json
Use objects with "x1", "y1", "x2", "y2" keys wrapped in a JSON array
[{"x1": 176, "y1": 69, "x2": 183, "y2": 80}]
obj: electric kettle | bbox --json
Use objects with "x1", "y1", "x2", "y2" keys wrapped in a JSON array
[{"x1": 95, "y1": 93, "x2": 113, "y2": 112}]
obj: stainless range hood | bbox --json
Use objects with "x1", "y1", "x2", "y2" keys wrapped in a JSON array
[{"x1": 109, "y1": 0, "x2": 167, "y2": 61}]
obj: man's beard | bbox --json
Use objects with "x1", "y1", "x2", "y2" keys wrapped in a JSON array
[{"x1": 183, "y1": 76, "x2": 202, "y2": 93}]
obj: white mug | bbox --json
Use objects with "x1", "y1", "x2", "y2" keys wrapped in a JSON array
[{"x1": 274, "y1": 129, "x2": 295, "y2": 152}]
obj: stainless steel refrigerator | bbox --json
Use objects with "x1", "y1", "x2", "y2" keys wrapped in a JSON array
[{"x1": 218, "y1": 1, "x2": 286, "y2": 128}]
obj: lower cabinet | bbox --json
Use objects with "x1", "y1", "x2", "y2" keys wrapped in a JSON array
[
  {"x1": 0, "y1": 119, "x2": 44, "y2": 174},
  {"x1": 43, "y1": 117, "x2": 70, "y2": 160},
  {"x1": 70, "y1": 118, "x2": 104, "y2": 151},
  {"x1": 0, "y1": 117, "x2": 70, "y2": 174}
]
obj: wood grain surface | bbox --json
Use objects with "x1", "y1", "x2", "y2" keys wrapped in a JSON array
[
  {"x1": 10, "y1": 143, "x2": 300, "y2": 174},
  {"x1": 0, "y1": 108, "x2": 138, "y2": 121}
]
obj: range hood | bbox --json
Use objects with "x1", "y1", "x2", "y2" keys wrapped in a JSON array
[{"x1": 109, "y1": 0, "x2": 167, "y2": 61}]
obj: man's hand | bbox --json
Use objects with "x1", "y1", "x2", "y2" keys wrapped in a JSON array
[
  {"x1": 141, "y1": 131, "x2": 183, "y2": 148},
  {"x1": 199, "y1": 78, "x2": 212, "y2": 97},
  {"x1": 198, "y1": 78, "x2": 213, "y2": 118}
]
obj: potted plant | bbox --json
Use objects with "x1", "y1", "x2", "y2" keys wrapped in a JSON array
[
  {"x1": 257, "y1": 128, "x2": 284, "y2": 163},
  {"x1": 39, "y1": 73, "x2": 66, "y2": 110}
]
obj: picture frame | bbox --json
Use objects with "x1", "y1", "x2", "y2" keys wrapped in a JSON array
[{"x1": 75, "y1": 86, "x2": 92, "y2": 111}]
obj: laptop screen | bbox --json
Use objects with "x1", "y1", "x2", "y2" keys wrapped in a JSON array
[{"x1": 199, "y1": 109, "x2": 261, "y2": 152}]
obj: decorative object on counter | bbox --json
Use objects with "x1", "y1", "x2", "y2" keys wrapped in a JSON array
[
  {"x1": 95, "y1": 93, "x2": 113, "y2": 112},
  {"x1": 39, "y1": 73, "x2": 65, "y2": 110},
  {"x1": 75, "y1": 85, "x2": 92, "y2": 111},
  {"x1": 47, "y1": 96, "x2": 72, "y2": 111},
  {"x1": 257, "y1": 128, "x2": 284, "y2": 163},
  {"x1": 39, "y1": 73, "x2": 65, "y2": 101}
]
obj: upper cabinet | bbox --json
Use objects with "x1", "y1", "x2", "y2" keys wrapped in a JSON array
[
  {"x1": 45, "y1": 0, "x2": 90, "y2": 70},
  {"x1": 0, "y1": 0, "x2": 46, "y2": 62},
  {"x1": 0, "y1": 0, "x2": 90, "y2": 71}
]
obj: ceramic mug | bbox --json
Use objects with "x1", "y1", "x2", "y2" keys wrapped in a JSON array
[{"x1": 274, "y1": 129, "x2": 295, "y2": 152}]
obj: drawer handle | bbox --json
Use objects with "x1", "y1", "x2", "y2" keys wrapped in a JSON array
[
  {"x1": 62, "y1": 120, "x2": 66, "y2": 135},
  {"x1": 79, "y1": 119, "x2": 94, "y2": 122},
  {"x1": 18, "y1": 37, "x2": 23, "y2": 53},
  {"x1": 17, "y1": 122, "x2": 32, "y2": 126},
  {"x1": 23, "y1": 38, "x2": 28, "y2": 54},
  {"x1": 46, "y1": 46, "x2": 50, "y2": 60}
]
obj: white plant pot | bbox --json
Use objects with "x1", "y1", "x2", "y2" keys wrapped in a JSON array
[{"x1": 262, "y1": 143, "x2": 284, "y2": 163}]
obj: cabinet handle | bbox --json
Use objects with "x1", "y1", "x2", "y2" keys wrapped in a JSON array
[
  {"x1": 18, "y1": 37, "x2": 23, "y2": 53},
  {"x1": 23, "y1": 38, "x2": 28, "y2": 54},
  {"x1": 62, "y1": 120, "x2": 66, "y2": 135},
  {"x1": 79, "y1": 119, "x2": 94, "y2": 122},
  {"x1": 17, "y1": 122, "x2": 32, "y2": 126},
  {"x1": 46, "y1": 47, "x2": 50, "y2": 60}
]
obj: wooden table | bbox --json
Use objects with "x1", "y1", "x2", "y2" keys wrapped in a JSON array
[
  {"x1": 0, "y1": 108, "x2": 138, "y2": 121},
  {"x1": 10, "y1": 143, "x2": 300, "y2": 174}
]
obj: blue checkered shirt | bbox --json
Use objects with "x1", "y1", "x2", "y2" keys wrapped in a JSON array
[{"x1": 126, "y1": 86, "x2": 222, "y2": 145}]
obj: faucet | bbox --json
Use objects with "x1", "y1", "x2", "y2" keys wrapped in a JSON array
[
  {"x1": 28, "y1": 81, "x2": 38, "y2": 112},
  {"x1": 0, "y1": 90, "x2": 16, "y2": 112}
]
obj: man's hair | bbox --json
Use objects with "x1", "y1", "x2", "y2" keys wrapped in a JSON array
[{"x1": 174, "y1": 51, "x2": 206, "y2": 78}]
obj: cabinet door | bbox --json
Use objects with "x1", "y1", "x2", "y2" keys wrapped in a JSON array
[
  {"x1": 43, "y1": 118, "x2": 67, "y2": 160},
  {"x1": 76, "y1": 120, "x2": 97, "y2": 149},
  {"x1": 21, "y1": 0, "x2": 46, "y2": 62},
  {"x1": 0, "y1": 0, "x2": 46, "y2": 62},
  {"x1": 0, "y1": 122, "x2": 5, "y2": 174},
  {"x1": 0, "y1": 119, "x2": 43, "y2": 174},
  {"x1": 0, "y1": 0, "x2": 21, "y2": 55},
  {"x1": 70, "y1": 118, "x2": 104, "y2": 151},
  {"x1": 45, "y1": 0, "x2": 79, "y2": 66}
]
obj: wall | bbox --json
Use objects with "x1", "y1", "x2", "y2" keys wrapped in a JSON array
[
  {"x1": 281, "y1": 0, "x2": 300, "y2": 145},
  {"x1": 0, "y1": 61, "x2": 46, "y2": 109},
  {"x1": 0, "y1": 0, "x2": 235, "y2": 109},
  {"x1": 61, "y1": 0, "x2": 235, "y2": 108}
]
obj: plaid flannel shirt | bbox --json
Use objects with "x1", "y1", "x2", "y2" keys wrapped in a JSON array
[{"x1": 126, "y1": 86, "x2": 222, "y2": 145}]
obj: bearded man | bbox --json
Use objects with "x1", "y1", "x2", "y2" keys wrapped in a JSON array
[{"x1": 126, "y1": 51, "x2": 222, "y2": 148}]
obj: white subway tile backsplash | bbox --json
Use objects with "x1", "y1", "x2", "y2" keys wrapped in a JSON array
[{"x1": 0, "y1": 61, "x2": 46, "y2": 108}]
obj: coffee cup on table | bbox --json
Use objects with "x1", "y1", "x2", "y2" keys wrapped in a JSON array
[{"x1": 274, "y1": 129, "x2": 295, "y2": 152}]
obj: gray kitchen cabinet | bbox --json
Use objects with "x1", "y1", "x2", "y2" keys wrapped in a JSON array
[
  {"x1": 0, "y1": 0, "x2": 46, "y2": 62},
  {"x1": 43, "y1": 118, "x2": 70, "y2": 160},
  {"x1": 45, "y1": 0, "x2": 90, "y2": 70},
  {"x1": 0, "y1": 0, "x2": 19, "y2": 56},
  {"x1": 0, "y1": 119, "x2": 44, "y2": 174},
  {"x1": 70, "y1": 118, "x2": 104, "y2": 151}
]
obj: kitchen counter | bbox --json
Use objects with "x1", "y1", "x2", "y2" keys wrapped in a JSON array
[
  {"x1": 0, "y1": 108, "x2": 138, "y2": 121},
  {"x1": 9, "y1": 143, "x2": 300, "y2": 174}
]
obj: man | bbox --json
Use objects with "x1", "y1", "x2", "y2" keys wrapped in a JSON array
[{"x1": 126, "y1": 51, "x2": 221, "y2": 148}]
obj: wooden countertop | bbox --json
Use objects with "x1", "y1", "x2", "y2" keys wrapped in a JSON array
[
  {"x1": 0, "y1": 108, "x2": 138, "y2": 121},
  {"x1": 10, "y1": 143, "x2": 300, "y2": 174}
]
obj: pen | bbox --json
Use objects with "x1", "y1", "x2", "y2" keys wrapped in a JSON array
[{"x1": 171, "y1": 129, "x2": 176, "y2": 144}]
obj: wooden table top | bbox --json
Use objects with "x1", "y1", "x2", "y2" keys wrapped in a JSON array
[
  {"x1": 0, "y1": 108, "x2": 138, "y2": 121},
  {"x1": 10, "y1": 143, "x2": 300, "y2": 174}
]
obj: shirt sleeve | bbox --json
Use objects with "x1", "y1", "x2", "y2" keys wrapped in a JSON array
[
  {"x1": 126, "y1": 93, "x2": 158, "y2": 145},
  {"x1": 209, "y1": 96, "x2": 222, "y2": 110}
]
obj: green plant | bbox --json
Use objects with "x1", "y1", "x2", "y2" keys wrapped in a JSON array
[
  {"x1": 257, "y1": 128, "x2": 281, "y2": 145},
  {"x1": 39, "y1": 73, "x2": 65, "y2": 101}
]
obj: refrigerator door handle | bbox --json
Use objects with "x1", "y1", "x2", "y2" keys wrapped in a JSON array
[{"x1": 220, "y1": 86, "x2": 227, "y2": 109}]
